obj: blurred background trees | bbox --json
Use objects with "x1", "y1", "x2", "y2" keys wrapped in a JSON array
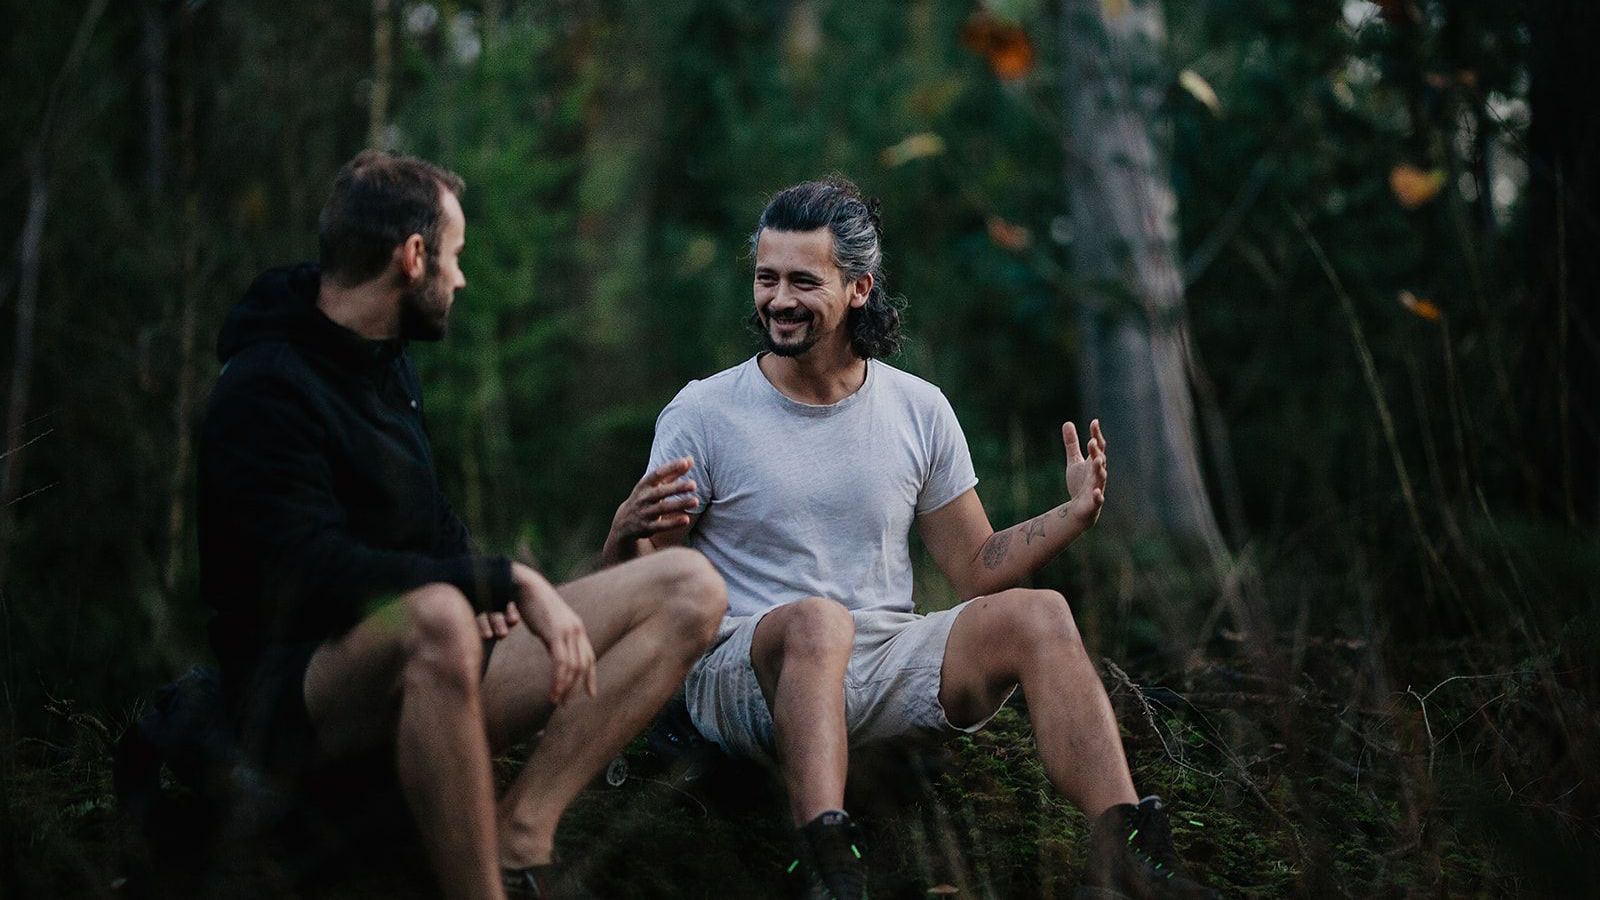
[{"x1": 2, "y1": 0, "x2": 1595, "y2": 893}]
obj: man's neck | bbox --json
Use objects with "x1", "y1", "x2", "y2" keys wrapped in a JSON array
[
  {"x1": 759, "y1": 340, "x2": 868, "y2": 406},
  {"x1": 318, "y1": 275, "x2": 400, "y2": 340}
]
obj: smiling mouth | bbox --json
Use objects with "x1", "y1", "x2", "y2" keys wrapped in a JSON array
[{"x1": 767, "y1": 312, "x2": 812, "y2": 327}]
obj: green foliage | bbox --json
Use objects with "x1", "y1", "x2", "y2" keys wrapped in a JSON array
[{"x1": 1, "y1": 1, "x2": 1594, "y2": 895}]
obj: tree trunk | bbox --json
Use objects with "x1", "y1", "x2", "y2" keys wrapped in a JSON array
[
  {"x1": 1527, "y1": 0, "x2": 1600, "y2": 526},
  {"x1": 369, "y1": 0, "x2": 393, "y2": 148},
  {"x1": 141, "y1": 0, "x2": 169, "y2": 198},
  {"x1": 0, "y1": 154, "x2": 50, "y2": 582},
  {"x1": 161, "y1": 5, "x2": 199, "y2": 609},
  {"x1": 1057, "y1": 0, "x2": 1227, "y2": 559}
]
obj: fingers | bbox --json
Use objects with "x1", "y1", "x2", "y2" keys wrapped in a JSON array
[
  {"x1": 579, "y1": 633, "x2": 598, "y2": 698},
  {"x1": 640, "y1": 492, "x2": 700, "y2": 525},
  {"x1": 1090, "y1": 419, "x2": 1106, "y2": 459},
  {"x1": 503, "y1": 602, "x2": 520, "y2": 629},
  {"x1": 1062, "y1": 421, "x2": 1084, "y2": 463},
  {"x1": 640, "y1": 457, "x2": 694, "y2": 491},
  {"x1": 639, "y1": 476, "x2": 697, "y2": 505},
  {"x1": 476, "y1": 611, "x2": 511, "y2": 640}
]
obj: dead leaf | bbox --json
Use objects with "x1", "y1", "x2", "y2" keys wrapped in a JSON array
[
  {"x1": 986, "y1": 215, "x2": 1032, "y2": 252},
  {"x1": 881, "y1": 133, "x2": 946, "y2": 168},
  {"x1": 927, "y1": 886, "x2": 960, "y2": 896},
  {"x1": 960, "y1": 12, "x2": 1034, "y2": 81},
  {"x1": 1389, "y1": 164, "x2": 1445, "y2": 209},
  {"x1": 1399, "y1": 290, "x2": 1442, "y2": 321},
  {"x1": 1178, "y1": 69, "x2": 1221, "y2": 116},
  {"x1": 1102, "y1": 0, "x2": 1130, "y2": 20}
]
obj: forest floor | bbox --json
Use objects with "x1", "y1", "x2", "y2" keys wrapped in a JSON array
[{"x1": 4, "y1": 630, "x2": 1595, "y2": 898}]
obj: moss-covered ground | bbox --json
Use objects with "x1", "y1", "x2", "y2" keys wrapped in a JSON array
[{"x1": 4, "y1": 632, "x2": 1596, "y2": 898}]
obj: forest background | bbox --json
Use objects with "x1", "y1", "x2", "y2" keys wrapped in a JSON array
[{"x1": 1, "y1": 0, "x2": 1597, "y2": 896}]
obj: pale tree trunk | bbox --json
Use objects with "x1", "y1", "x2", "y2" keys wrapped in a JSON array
[
  {"x1": 161, "y1": 5, "x2": 198, "y2": 615},
  {"x1": 1058, "y1": 0, "x2": 1226, "y2": 560},
  {"x1": 0, "y1": 0, "x2": 110, "y2": 581},
  {"x1": 141, "y1": 0, "x2": 168, "y2": 197},
  {"x1": 369, "y1": 0, "x2": 393, "y2": 148}
]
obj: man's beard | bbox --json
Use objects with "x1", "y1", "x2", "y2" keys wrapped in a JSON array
[
  {"x1": 399, "y1": 265, "x2": 452, "y2": 342},
  {"x1": 759, "y1": 309, "x2": 817, "y2": 358}
]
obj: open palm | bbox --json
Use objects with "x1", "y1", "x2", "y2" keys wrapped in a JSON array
[{"x1": 1062, "y1": 419, "x2": 1108, "y2": 527}]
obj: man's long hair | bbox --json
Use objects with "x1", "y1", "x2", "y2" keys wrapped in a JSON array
[
  {"x1": 318, "y1": 150, "x2": 466, "y2": 286},
  {"x1": 748, "y1": 177, "x2": 906, "y2": 359}
]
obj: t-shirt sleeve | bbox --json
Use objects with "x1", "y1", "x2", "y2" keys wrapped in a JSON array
[
  {"x1": 646, "y1": 383, "x2": 714, "y2": 511},
  {"x1": 915, "y1": 390, "x2": 979, "y2": 515}
]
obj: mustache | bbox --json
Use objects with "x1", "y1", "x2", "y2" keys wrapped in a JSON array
[{"x1": 765, "y1": 309, "x2": 813, "y2": 323}]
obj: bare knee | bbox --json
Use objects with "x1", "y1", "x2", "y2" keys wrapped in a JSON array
[
  {"x1": 649, "y1": 547, "x2": 727, "y2": 648},
  {"x1": 401, "y1": 584, "x2": 483, "y2": 694},
  {"x1": 1000, "y1": 589, "x2": 1084, "y2": 658},
  {"x1": 760, "y1": 597, "x2": 854, "y2": 676}
]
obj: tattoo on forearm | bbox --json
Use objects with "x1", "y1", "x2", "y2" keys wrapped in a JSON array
[
  {"x1": 981, "y1": 531, "x2": 1012, "y2": 570},
  {"x1": 1022, "y1": 515, "x2": 1048, "y2": 544},
  {"x1": 1057, "y1": 503, "x2": 1071, "y2": 518}
]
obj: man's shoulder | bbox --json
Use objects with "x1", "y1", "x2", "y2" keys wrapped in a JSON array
[
  {"x1": 665, "y1": 358, "x2": 753, "y2": 407},
  {"x1": 870, "y1": 360, "x2": 951, "y2": 409},
  {"x1": 206, "y1": 341, "x2": 327, "y2": 427}
]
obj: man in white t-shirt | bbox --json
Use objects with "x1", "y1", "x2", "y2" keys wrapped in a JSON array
[{"x1": 602, "y1": 179, "x2": 1215, "y2": 900}]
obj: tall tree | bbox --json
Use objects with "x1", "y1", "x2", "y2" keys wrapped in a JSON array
[
  {"x1": 1527, "y1": 0, "x2": 1600, "y2": 526},
  {"x1": 1056, "y1": 0, "x2": 1226, "y2": 558}
]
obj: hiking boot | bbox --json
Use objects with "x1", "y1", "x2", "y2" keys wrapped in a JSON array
[
  {"x1": 788, "y1": 810, "x2": 867, "y2": 900},
  {"x1": 1077, "y1": 796, "x2": 1217, "y2": 899}
]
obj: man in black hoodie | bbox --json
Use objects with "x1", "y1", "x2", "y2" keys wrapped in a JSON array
[{"x1": 199, "y1": 149, "x2": 726, "y2": 899}]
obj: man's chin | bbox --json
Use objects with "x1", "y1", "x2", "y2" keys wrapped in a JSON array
[
  {"x1": 763, "y1": 331, "x2": 815, "y2": 358},
  {"x1": 400, "y1": 310, "x2": 450, "y2": 342}
]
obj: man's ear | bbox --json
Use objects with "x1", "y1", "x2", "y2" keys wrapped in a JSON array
[
  {"x1": 396, "y1": 233, "x2": 427, "y2": 282},
  {"x1": 849, "y1": 272, "x2": 874, "y2": 309}
]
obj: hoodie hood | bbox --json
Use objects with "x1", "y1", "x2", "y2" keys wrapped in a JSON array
[{"x1": 218, "y1": 263, "x2": 403, "y2": 370}]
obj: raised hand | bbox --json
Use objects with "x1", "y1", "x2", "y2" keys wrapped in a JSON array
[
  {"x1": 612, "y1": 456, "x2": 700, "y2": 546},
  {"x1": 1062, "y1": 419, "x2": 1108, "y2": 528}
]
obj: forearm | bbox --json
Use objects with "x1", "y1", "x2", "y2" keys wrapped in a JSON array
[{"x1": 965, "y1": 502, "x2": 1092, "y2": 597}]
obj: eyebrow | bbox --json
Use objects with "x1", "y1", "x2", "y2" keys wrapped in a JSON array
[{"x1": 754, "y1": 265, "x2": 822, "y2": 280}]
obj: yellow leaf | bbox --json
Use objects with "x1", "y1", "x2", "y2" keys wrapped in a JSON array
[
  {"x1": 1102, "y1": 0, "x2": 1130, "y2": 19},
  {"x1": 1178, "y1": 69, "x2": 1221, "y2": 116},
  {"x1": 1398, "y1": 290, "x2": 1443, "y2": 321},
  {"x1": 881, "y1": 133, "x2": 947, "y2": 168},
  {"x1": 1389, "y1": 164, "x2": 1445, "y2": 209}
]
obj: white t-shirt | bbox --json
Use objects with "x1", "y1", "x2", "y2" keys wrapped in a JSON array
[{"x1": 647, "y1": 355, "x2": 978, "y2": 619}]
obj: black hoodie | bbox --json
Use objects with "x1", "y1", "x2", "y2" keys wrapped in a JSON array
[{"x1": 199, "y1": 264, "x2": 514, "y2": 689}]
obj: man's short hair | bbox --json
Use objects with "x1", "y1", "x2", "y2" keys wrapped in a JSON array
[
  {"x1": 750, "y1": 177, "x2": 906, "y2": 359},
  {"x1": 318, "y1": 149, "x2": 466, "y2": 286}
]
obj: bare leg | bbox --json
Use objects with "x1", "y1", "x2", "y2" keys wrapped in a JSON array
[
  {"x1": 938, "y1": 588, "x2": 1138, "y2": 819},
  {"x1": 749, "y1": 597, "x2": 855, "y2": 826},
  {"x1": 302, "y1": 584, "x2": 501, "y2": 900},
  {"x1": 486, "y1": 548, "x2": 726, "y2": 867}
]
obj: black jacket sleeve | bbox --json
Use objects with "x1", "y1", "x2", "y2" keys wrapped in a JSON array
[{"x1": 204, "y1": 373, "x2": 515, "y2": 635}]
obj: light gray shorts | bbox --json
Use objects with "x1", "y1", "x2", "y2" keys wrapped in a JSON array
[{"x1": 683, "y1": 598, "x2": 1016, "y2": 763}]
